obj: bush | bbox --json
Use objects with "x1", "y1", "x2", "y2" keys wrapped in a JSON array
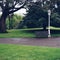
[{"x1": 6, "y1": 14, "x2": 23, "y2": 29}]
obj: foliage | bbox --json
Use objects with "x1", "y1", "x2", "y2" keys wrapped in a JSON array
[
  {"x1": 18, "y1": 1, "x2": 60, "y2": 29},
  {"x1": 0, "y1": 0, "x2": 60, "y2": 32},
  {"x1": 6, "y1": 14, "x2": 23, "y2": 29},
  {"x1": 0, "y1": 0, "x2": 34, "y2": 33},
  {"x1": 18, "y1": 2, "x2": 48, "y2": 29},
  {"x1": 51, "y1": 13, "x2": 60, "y2": 27}
]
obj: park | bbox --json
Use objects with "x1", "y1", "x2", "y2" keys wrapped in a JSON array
[{"x1": 0, "y1": 0, "x2": 60, "y2": 60}]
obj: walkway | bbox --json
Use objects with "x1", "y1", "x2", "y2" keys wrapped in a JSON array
[{"x1": 0, "y1": 38, "x2": 60, "y2": 47}]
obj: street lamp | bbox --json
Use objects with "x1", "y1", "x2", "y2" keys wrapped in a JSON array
[{"x1": 48, "y1": 9, "x2": 51, "y2": 37}]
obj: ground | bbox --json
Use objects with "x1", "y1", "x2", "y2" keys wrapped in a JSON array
[
  {"x1": 0, "y1": 37, "x2": 60, "y2": 60},
  {"x1": 0, "y1": 37, "x2": 60, "y2": 47},
  {"x1": 0, "y1": 44, "x2": 60, "y2": 60}
]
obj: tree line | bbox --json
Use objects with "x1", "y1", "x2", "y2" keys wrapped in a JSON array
[
  {"x1": 18, "y1": 0, "x2": 60, "y2": 30},
  {"x1": 0, "y1": 0, "x2": 60, "y2": 33}
]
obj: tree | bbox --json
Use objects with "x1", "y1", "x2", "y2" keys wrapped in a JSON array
[
  {"x1": 51, "y1": 13, "x2": 60, "y2": 27},
  {"x1": 6, "y1": 14, "x2": 23, "y2": 29},
  {"x1": 22, "y1": 3, "x2": 48, "y2": 29},
  {"x1": 0, "y1": 0, "x2": 34, "y2": 33},
  {"x1": 0, "y1": 0, "x2": 60, "y2": 32},
  {"x1": 19, "y1": 0, "x2": 60, "y2": 30}
]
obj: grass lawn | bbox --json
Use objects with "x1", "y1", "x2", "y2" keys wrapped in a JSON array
[
  {"x1": 0, "y1": 27, "x2": 60, "y2": 38},
  {"x1": 0, "y1": 29, "x2": 35, "y2": 38},
  {"x1": 0, "y1": 44, "x2": 60, "y2": 60},
  {"x1": 51, "y1": 34, "x2": 60, "y2": 37}
]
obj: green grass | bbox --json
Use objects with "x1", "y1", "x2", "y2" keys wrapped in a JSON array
[
  {"x1": 0, "y1": 44, "x2": 60, "y2": 60},
  {"x1": 0, "y1": 29, "x2": 35, "y2": 38},
  {"x1": 0, "y1": 27, "x2": 60, "y2": 38},
  {"x1": 51, "y1": 34, "x2": 60, "y2": 37}
]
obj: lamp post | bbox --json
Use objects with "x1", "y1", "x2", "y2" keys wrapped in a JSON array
[{"x1": 48, "y1": 9, "x2": 51, "y2": 37}]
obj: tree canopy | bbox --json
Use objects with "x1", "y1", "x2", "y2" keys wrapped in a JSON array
[
  {"x1": 0, "y1": 0, "x2": 60, "y2": 32},
  {"x1": 0, "y1": 0, "x2": 34, "y2": 33},
  {"x1": 18, "y1": 0, "x2": 60, "y2": 29}
]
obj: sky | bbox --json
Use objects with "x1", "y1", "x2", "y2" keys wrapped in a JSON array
[
  {"x1": 0, "y1": 8, "x2": 27, "y2": 16},
  {"x1": 14, "y1": 8, "x2": 27, "y2": 16}
]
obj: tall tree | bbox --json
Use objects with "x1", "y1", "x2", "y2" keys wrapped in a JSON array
[
  {"x1": 0, "y1": 0, "x2": 33, "y2": 33},
  {"x1": 22, "y1": 2, "x2": 48, "y2": 29},
  {"x1": 0, "y1": 0, "x2": 60, "y2": 32},
  {"x1": 21, "y1": 0, "x2": 60, "y2": 29}
]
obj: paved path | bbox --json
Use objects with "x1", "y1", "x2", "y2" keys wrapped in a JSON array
[{"x1": 0, "y1": 38, "x2": 60, "y2": 47}]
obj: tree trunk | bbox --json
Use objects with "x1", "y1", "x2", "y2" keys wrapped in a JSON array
[{"x1": 0, "y1": 14, "x2": 7, "y2": 33}]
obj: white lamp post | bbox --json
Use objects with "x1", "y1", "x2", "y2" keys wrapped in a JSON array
[{"x1": 48, "y1": 9, "x2": 51, "y2": 37}]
